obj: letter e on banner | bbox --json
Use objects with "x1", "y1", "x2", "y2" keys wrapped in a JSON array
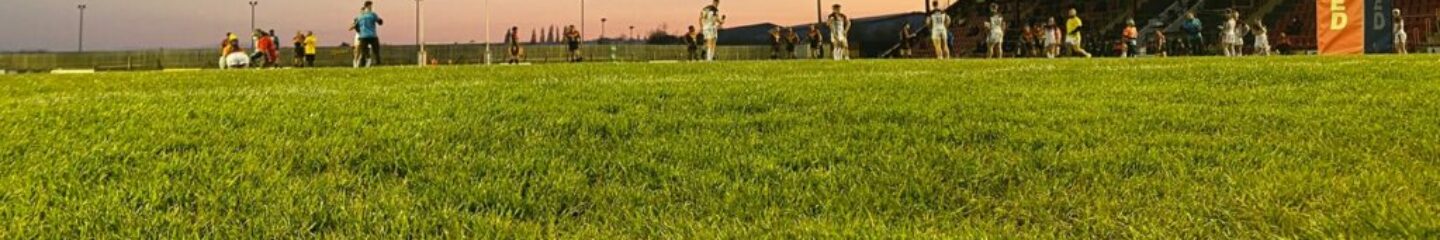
[{"x1": 1318, "y1": 0, "x2": 1365, "y2": 55}]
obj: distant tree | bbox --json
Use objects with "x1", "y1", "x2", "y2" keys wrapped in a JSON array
[
  {"x1": 646, "y1": 30, "x2": 684, "y2": 44},
  {"x1": 530, "y1": 29, "x2": 538, "y2": 44},
  {"x1": 547, "y1": 26, "x2": 556, "y2": 43}
]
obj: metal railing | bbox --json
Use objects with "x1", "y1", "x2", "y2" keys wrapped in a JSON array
[{"x1": 0, "y1": 44, "x2": 822, "y2": 72}]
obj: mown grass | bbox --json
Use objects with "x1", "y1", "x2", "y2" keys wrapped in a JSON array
[{"x1": 1, "y1": 56, "x2": 1439, "y2": 238}]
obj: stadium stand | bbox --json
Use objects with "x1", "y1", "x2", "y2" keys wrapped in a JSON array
[{"x1": 885, "y1": 0, "x2": 1439, "y2": 57}]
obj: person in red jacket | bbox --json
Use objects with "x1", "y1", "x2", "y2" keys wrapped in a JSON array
[{"x1": 251, "y1": 29, "x2": 279, "y2": 68}]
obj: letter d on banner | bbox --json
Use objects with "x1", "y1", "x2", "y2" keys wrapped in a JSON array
[{"x1": 1317, "y1": 0, "x2": 1365, "y2": 55}]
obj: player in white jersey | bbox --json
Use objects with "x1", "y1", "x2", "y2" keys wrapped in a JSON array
[
  {"x1": 926, "y1": 2, "x2": 950, "y2": 59},
  {"x1": 1043, "y1": 18, "x2": 1060, "y2": 58},
  {"x1": 1394, "y1": 8, "x2": 1408, "y2": 55},
  {"x1": 1252, "y1": 21, "x2": 1270, "y2": 56},
  {"x1": 985, "y1": 3, "x2": 1005, "y2": 58},
  {"x1": 1222, "y1": 10, "x2": 1241, "y2": 57},
  {"x1": 225, "y1": 52, "x2": 251, "y2": 68},
  {"x1": 827, "y1": 4, "x2": 851, "y2": 60},
  {"x1": 699, "y1": 0, "x2": 725, "y2": 61}
]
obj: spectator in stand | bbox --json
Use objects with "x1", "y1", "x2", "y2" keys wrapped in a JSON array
[
  {"x1": 1181, "y1": 11, "x2": 1203, "y2": 56},
  {"x1": 1394, "y1": 8, "x2": 1407, "y2": 55},
  {"x1": 1121, "y1": 19, "x2": 1138, "y2": 58},
  {"x1": 1275, "y1": 32, "x2": 1291, "y2": 55},
  {"x1": 303, "y1": 32, "x2": 318, "y2": 67}
]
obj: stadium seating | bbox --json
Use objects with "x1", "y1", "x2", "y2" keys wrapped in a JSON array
[{"x1": 885, "y1": 0, "x2": 1439, "y2": 57}]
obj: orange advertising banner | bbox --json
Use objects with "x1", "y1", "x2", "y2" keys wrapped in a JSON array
[{"x1": 1316, "y1": 0, "x2": 1365, "y2": 55}]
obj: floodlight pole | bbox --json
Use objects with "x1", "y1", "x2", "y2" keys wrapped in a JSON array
[
  {"x1": 77, "y1": 4, "x2": 87, "y2": 52},
  {"x1": 581, "y1": 0, "x2": 586, "y2": 40},
  {"x1": 249, "y1": 1, "x2": 258, "y2": 49},
  {"x1": 601, "y1": 18, "x2": 607, "y2": 40},
  {"x1": 816, "y1": 0, "x2": 822, "y2": 25},
  {"x1": 417, "y1": 0, "x2": 426, "y2": 66},
  {"x1": 484, "y1": 0, "x2": 492, "y2": 65},
  {"x1": 629, "y1": 26, "x2": 634, "y2": 41}
]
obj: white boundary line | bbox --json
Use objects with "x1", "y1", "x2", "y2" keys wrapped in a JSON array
[{"x1": 50, "y1": 69, "x2": 96, "y2": 74}]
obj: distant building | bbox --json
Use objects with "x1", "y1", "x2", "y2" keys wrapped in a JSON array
[{"x1": 717, "y1": 12, "x2": 928, "y2": 58}]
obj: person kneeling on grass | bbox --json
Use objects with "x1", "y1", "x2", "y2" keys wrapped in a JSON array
[
  {"x1": 223, "y1": 41, "x2": 250, "y2": 69},
  {"x1": 250, "y1": 29, "x2": 278, "y2": 68},
  {"x1": 219, "y1": 33, "x2": 238, "y2": 69}
]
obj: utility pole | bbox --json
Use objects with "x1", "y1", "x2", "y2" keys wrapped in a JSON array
[
  {"x1": 249, "y1": 1, "x2": 258, "y2": 49},
  {"x1": 416, "y1": 0, "x2": 426, "y2": 66},
  {"x1": 77, "y1": 4, "x2": 87, "y2": 52}
]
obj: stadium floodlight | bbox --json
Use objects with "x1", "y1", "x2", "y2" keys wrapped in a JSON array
[
  {"x1": 416, "y1": 0, "x2": 426, "y2": 66},
  {"x1": 815, "y1": 0, "x2": 821, "y2": 24},
  {"x1": 601, "y1": 18, "x2": 607, "y2": 40},
  {"x1": 249, "y1": 1, "x2": 258, "y2": 49},
  {"x1": 77, "y1": 4, "x2": 86, "y2": 52}
]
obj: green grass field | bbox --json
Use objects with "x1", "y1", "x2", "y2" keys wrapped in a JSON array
[{"x1": 2, "y1": 56, "x2": 1439, "y2": 238}]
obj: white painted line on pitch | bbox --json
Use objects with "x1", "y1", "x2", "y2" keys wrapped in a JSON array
[
  {"x1": 648, "y1": 60, "x2": 680, "y2": 64},
  {"x1": 162, "y1": 68, "x2": 203, "y2": 72},
  {"x1": 51, "y1": 69, "x2": 96, "y2": 74}
]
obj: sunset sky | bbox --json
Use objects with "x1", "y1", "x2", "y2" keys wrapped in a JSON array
[{"x1": 0, "y1": 0, "x2": 928, "y2": 52}]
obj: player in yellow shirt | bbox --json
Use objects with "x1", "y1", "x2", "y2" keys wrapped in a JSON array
[
  {"x1": 303, "y1": 32, "x2": 318, "y2": 67},
  {"x1": 1064, "y1": 8, "x2": 1092, "y2": 58}
]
